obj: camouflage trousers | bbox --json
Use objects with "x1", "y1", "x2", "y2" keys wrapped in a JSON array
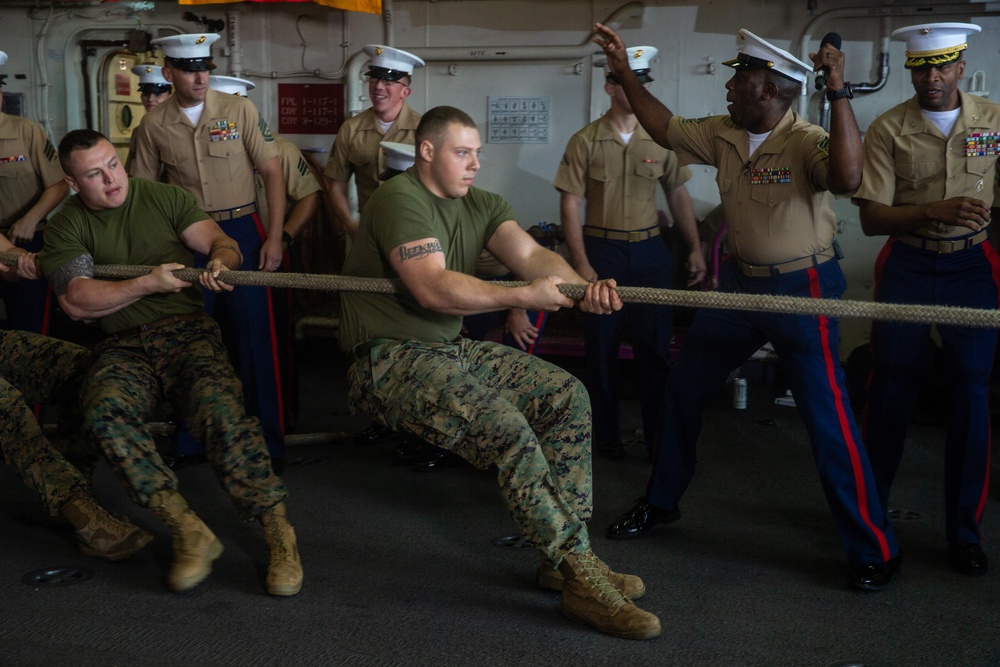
[
  {"x1": 0, "y1": 330, "x2": 93, "y2": 515},
  {"x1": 85, "y1": 315, "x2": 286, "y2": 518},
  {"x1": 347, "y1": 338, "x2": 593, "y2": 563}
]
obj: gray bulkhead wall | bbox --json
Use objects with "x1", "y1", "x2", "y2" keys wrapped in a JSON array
[{"x1": 2, "y1": 0, "x2": 999, "y2": 355}]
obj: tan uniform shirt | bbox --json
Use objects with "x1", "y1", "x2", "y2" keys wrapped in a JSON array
[
  {"x1": 275, "y1": 134, "x2": 321, "y2": 203},
  {"x1": 855, "y1": 91, "x2": 1000, "y2": 239},
  {"x1": 130, "y1": 90, "x2": 278, "y2": 212},
  {"x1": 0, "y1": 113, "x2": 63, "y2": 230},
  {"x1": 553, "y1": 112, "x2": 691, "y2": 231},
  {"x1": 667, "y1": 109, "x2": 835, "y2": 265},
  {"x1": 323, "y1": 104, "x2": 421, "y2": 213},
  {"x1": 256, "y1": 134, "x2": 322, "y2": 222}
]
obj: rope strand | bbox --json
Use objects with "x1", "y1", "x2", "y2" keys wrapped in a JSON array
[{"x1": 6, "y1": 251, "x2": 998, "y2": 328}]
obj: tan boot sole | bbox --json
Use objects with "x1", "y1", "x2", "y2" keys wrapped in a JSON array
[
  {"x1": 536, "y1": 566, "x2": 646, "y2": 600},
  {"x1": 267, "y1": 576, "x2": 303, "y2": 597},
  {"x1": 558, "y1": 604, "x2": 662, "y2": 640},
  {"x1": 78, "y1": 528, "x2": 154, "y2": 562},
  {"x1": 168, "y1": 538, "x2": 224, "y2": 592}
]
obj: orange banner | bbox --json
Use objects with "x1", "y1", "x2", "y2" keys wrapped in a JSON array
[{"x1": 177, "y1": 0, "x2": 382, "y2": 15}]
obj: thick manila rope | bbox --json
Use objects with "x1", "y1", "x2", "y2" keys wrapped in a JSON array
[{"x1": 5, "y1": 252, "x2": 999, "y2": 328}]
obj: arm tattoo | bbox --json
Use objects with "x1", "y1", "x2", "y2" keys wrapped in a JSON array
[
  {"x1": 397, "y1": 241, "x2": 443, "y2": 263},
  {"x1": 49, "y1": 254, "x2": 94, "y2": 296}
]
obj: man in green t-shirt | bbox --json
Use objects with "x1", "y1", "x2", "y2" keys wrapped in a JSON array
[
  {"x1": 39, "y1": 129, "x2": 302, "y2": 597},
  {"x1": 340, "y1": 106, "x2": 660, "y2": 640}
]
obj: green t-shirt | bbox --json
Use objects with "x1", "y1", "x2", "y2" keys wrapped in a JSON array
[
  {"x1": 339, "y1": 168, "x2": 513, "y2": 351},
  {"x1": 40, "y1": 177, "x2": 209, "y2": 334}
]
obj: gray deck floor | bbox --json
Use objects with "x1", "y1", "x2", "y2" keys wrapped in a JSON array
[{"x1": 1, "y1": 338, "x2": 997, "y2": 667}]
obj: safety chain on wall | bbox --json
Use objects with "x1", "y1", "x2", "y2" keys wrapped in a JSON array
[{"x1": 4, "y1": 251, "x2": 999, "y2": 329}]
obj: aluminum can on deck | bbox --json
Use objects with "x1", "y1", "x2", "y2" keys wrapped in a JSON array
[{"x1": 733, "y1": 378, "x2": 747, "y2": 409}]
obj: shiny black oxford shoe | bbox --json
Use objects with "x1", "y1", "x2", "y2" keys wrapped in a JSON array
[
  {"x1": 411, "y1": 448, "x2": 463, "y2": 472},
  {"x1": 162, "y1": 453, "x2": 207, "y2": 471},
  {"x1": 353, "y1": 424, "x2": 397, "y2": 446},
  {"x1": 949, "y1": 543, "x2": 989, "y2": 576},
  {"x1": 848, "y1": 555, "x2": 902, "y2": 591},
  {"x1": 606, "y1": 498, "x2": 680, "y2": 540}
]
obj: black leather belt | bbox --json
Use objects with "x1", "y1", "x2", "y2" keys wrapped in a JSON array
[
  {"x1": 208, "y1": 202, "x2": 257, "y2": 222},
  {"x1": 582, "y1": 225, "x2": 660, "y2": 242},
  {"x1": 896, "y1": 229, "x2": 988, "y2": 253},
  {"x1": 110, "y1": 312, "x2": 206, "y2": 339}
]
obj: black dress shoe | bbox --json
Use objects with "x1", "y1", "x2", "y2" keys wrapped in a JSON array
[
  {"x1": 392, "y1": 438, "x2": 431, "y2": 465},
  {"x1": 270, "y1": 457, "x2": 285, "y2": 476},
  {"x1": 411, "y1": 449, "x2": 463, "y2": 472},
  {"x1": 949, "y1": 543, "x2": 989, "y2": 576},
  {"x1": 353, "y1": 424, "x2": 396, "y2": 446},
  {"x1": 163, "y1": 453, "x2": 207, "y2": 471},
  {"x1": 848, "y1": 555, "x2": 901, "y2": 591},
  {"x1": 596, "y1": 439, "x2": 625, "y2": 460},
  {"x1": 606, "y1": 498, "x2": 680, "y2": 540}
]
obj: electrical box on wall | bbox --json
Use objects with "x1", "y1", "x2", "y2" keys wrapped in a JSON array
[{"x1": 1, "y1": 92, "x2": 25, "y2": 117}]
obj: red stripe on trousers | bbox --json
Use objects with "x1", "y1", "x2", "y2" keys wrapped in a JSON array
[{"x1": 807, "y1": 266, "x2": 891, "y2": 560}]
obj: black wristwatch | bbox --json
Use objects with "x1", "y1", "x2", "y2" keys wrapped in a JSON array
[{"x1": 825, "y1": 82, "x2": 854, "y2": 102}]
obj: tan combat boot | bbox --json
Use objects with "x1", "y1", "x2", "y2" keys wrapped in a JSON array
[
  {"x1": 59, "y1": 492, "x2": 153, "y2": 561},
  {"x1": 536, "y1": 557, "x2": 646, "y2": 599},
  {"x1": 148, "y1": 490, "x2": 223, "y2": 592},
  {"x1": 259, "y1": 502, "x2": 303, "y2": 596},
  {"x1": 558, "y1": 550, "x2": 661, "y2": 640}
]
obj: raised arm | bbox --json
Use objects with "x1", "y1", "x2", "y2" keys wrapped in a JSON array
[
  {"x1": 593, "y1": 22, "x2": 675, "y2": 148},
  {"x1": 809, "y1": 42, "x2": 862, "y2": 194}
]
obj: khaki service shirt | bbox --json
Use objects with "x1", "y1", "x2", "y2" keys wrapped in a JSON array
[
  {"x1": 667, "y1": 109, "x2": 835, "y2": 265},
  {"x1": 130, "y1": 89, "x2": 278, "y2": 212},
  {"x1": 256, "y1": 134, "x2": 322, "y2": 223},
  {"x1": 0, "y1": 113, "x2": 64, "y2": 230},
  {"x1": 855, "y1": 91, "x2": 1000, "y2": 239},
  {"x1": 553, "y1": 112, "x2": 691, "y2": 232},
  {"x1": 323, "y1": 104, "x2": 421, "y2": 213},
  {"x1": 275, "y1": 134, "x2": 321, "y2": 203}
]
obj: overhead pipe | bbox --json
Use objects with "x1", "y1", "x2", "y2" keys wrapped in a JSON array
[
  {"x1": 227, "y1": 7, "x2": 243, "y2": 79},
  {"x1": 817, "y1": 19, "x2": 891, "y2": 130},
  {"x1": 794, "y1": 2, "x2": 1000, "y2": 119},
  {"x1": 344, "y1": 1, "x2": 645, "y2": 116}
]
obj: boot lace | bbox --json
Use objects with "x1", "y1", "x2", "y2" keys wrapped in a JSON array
[{"x1": 577, "y1": 553, "x2": 626, "y2": 607}]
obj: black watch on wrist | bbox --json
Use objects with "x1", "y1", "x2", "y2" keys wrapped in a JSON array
[
  {"x1": 825, "y1": 82, "x2": 854, "y2": 102},
  {"x1": 281, "y1": 230, "x2": 293, "y2": 245}
]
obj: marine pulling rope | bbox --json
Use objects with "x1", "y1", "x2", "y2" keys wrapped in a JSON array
[{"x1": 4, "y1": 251, "x2": 999, "y2": 328}]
